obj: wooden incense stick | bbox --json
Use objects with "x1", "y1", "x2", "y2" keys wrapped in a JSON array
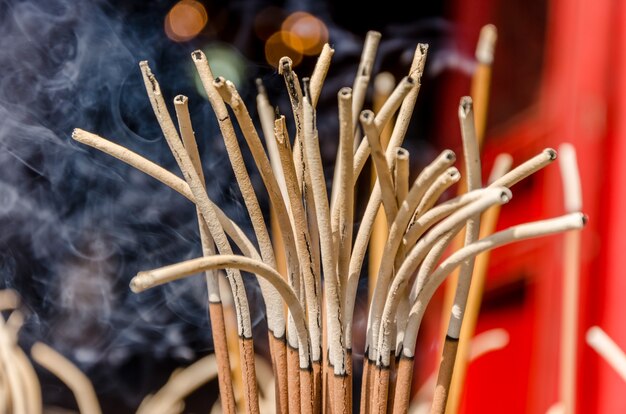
[
  {"x1": 31, "y1": 342, "x2": 102, "y2": 414},
  {"x1": 352, "y1": 30, "x2": 382, "y2": 139},
  {"x1": 429, "y1": 153, "x2": 513, "y2": 413},
  {"x1": 310, "y1": 43, "x2": 335, "y2": 108},
  {"x1": 558, "y1": 143, "x2": 583, "y2": 414},
  {"x1": 0, "y1": 312, "x2": 27, "y2": 414},
  {"x1": 136, "y1": 354, "x2": 219, "y2": 414},
  {"x1": 173, "y1": 94, "x2": 237, "y2": 414},
  {"x1": 140, "y1": 60, "x2": 259, "y2": 414},
  {"x1": 586, "y1": 326, "x2": 626, "y2": 382},
  {"x1": 367, "y1": 74, "x2": 396, "y2": 304},
  {"x1": 444, "y1": 155, "x2": 512, "y2": 414},
  {"x1": 395, "y1": 213, "x2": 586, "y2": 412},
  {"x1": 431, "y1": 97, "x2": 482, "y2": 414}
]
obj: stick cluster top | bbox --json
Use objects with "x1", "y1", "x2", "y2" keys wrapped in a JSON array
[{"x1": 67, "y1": 28, "x2": 587, "y2": 414}]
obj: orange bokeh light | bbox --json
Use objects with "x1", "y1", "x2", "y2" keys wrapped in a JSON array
[
  {"x1": 265, "y1": 31, "x2": 303, "y2": 68},
  {"x1": 281, "y1": 12, "x2": 328, "y2": 56},
  {"x1": 165, "y1": 0, "x2": 208, "y2": 42}
]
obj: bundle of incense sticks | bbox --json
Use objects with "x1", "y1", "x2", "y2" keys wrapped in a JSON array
[{"x1": 0, "y1": 27, "x2": 591, "y2": 414}]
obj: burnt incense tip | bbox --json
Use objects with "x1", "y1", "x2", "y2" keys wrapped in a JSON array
[
  {"x1": 459, "y1": 96, "x2": 473, "y2": 115},
  {"x1": 339, "y1": 87, "x2": 352, "y2": 97},
  {"x1": 499, "y1": 188, "x2": 513, "y2": 203},
  {"x1": 443, "y1": 149, "x2": 456, "y2": 162},
  {"x1": 396, "y1": 147, "x2": 409, "y2": 159},
  {"x1": 130, "y1": 272, "x2": 152, "y2": 293},
  {"x1": 191, "y1": 50, "x2": 204, "y2": 61},
  {"x1": 581, "y1": 213, "x2": 589, "y2": 226},
  {"x1": 213, "y1": 76, "x2": 225, "y2": 85},
  {"x1": 302, "y1": 77, "x2": 311, "y2": 99},
  {"x1": 71, "y1": 128, "x2": 82, "y2": 140},
  {"x1": 360, "y1": 109, "x2": 374, "y2": 122},
  {"x1": 545, "y1": 148, "x2": 558, "y2": 160},
  {"x1": 174, "y1": 94, "x2": 187, "y2": 104},
  {"x1": 448, "y1": 168, "x2": 460, "y2": 179},
  {"x1": 278, "y1": 57, "x2": 292, "y2": 74}
]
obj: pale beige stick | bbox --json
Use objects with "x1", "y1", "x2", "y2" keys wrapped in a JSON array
[
  {"x1": 586, "y1": 327, "x2": 626, "y2": 381},
  {"x1": 361, "y1": 109, "x2": 398, "y2": 225},
  {"x1": 272, "y1": 115, "x2": 323, "y2": 404},
  {"x1": 375, "y1": 188, "x2": 511, "y2": 392},
  {"x1": 414, "y1": 167, "x2": 460, "y2": 220},
  {"x1": 0, "y1": 315, "x2": 25, "y2": 414},
  {"x1": 431, "y1": 97, "x2": 483, "y2": 414},
  {"x1": 140, "y1": 60, "x2": 259, "y2": 414},
  {"x1": 407, "y1": 329, "x2": 509, "y2": 414},
  {"x1": 72, "y1": 129, "x2": 266, "y2": 264},
  {"x1": 136, "y1": 354, "x2": 218, "y2": 414},
  {"x1": 351, "y1": 30, "x2": 382, "y2": 139},
  {"x1": 279, "y1": 58, "x2": 322, "y2": 299},
  {"x1": 15, "y1": 346, "x2": 42, "y2": 414},
  {"x1": 471, "y1": 24, "x2": 497, "y2": 145},
  {"x1": 404, "y1": 148, "x2": 558, "y2": 248},
  {"x1": 31, "y1": 342, "x2": 102, "y2": 414},
  {"x1": 394, "y1": 148, "x2": 410, "y2": 206},
  {"x1": 352, "y1": 76, "x2": 416, "y2": 180},
  {"x1": 310, "y1": 43, "x2": 335, "y2": 108},
  {"x1": 353, "y1": 44, "x2": 428, "y2": 181},
  {"x1": 334, "y1": 88, "x2": 355, "y2": 305},
  {"x1": 191, "y1": 55, "x2": 277, "y2": 272},
  {"x1": 173, "y1": 95, "x2": 237, "y2": 414},
  {"x1": 445, "y1": 153, "x2": 513, "y2": 414},
  {"x1": 558, "y1": 143, "x2": 583, "y2": 414},
  {"x1": 217, "y1": 79, "x2": 306, "y2": 413},
  {"x1": 345, "y1": 150, "x2": 457, "y2": 352},
  {"x1": 302, "y1": 83, "x2": 349, "y2": 414},
  {"x1": 131, "y1": 255, "x2": 311, "y2": 368},
  {"x1": 397, "y1": 213, "x2": 587, "y2": 414}
]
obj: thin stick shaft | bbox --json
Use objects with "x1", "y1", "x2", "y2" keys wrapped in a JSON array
[{"x1": 31, "y1": 342, "x2": 102, "y2": 414}]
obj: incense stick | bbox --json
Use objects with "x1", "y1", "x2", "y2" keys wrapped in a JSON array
[
  {"x1": 558, "y1": 143, "x2": 583, "y2": 414},
  {"x1": 310, "y1": 43, "x2": 335, "y2": 108},
  {"x1": 173, "y1": 94, "x2": 237, "y2": 414},
  {"x1": 141, "y1": 60, "x2": 259, "y2": 413},
  {"x1": 31, "y1": 342, "x2": 102, "y2": 414},
  {"x1": 471, "y1": 24, "x2": 497, "y2": 144},
  {"x1": 431, "y1": 97, "x2": 483, "y2": 414},
  {"x1": 401, "y1": 214, "x2": 586, "y2": 409},
  {"x1": 351, "y1": 30, "x2": 382, "y2": 139},
  {"x1": 441, "y1": 153, "x2": 512, "y2": 414},
  {"x1": 137, "y1": 354, "x2": 219, "y2": 414},
  {"x1": 586, "y1": 327, "x2": 626, "y2": 381}
]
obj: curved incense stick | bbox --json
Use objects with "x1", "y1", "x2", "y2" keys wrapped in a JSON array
[
  {"x1": 344, "y1": 150, "x2": 456, "y2": 349},
  {"x1": 402, "y1": 212, "x2": 587, "y2": 360},
  {"x1": 431, "y1": 97, "x2": 482, "y2": 414},
  {"x1": 15, "y1": 347, "x2": 42, "y2": 414},
  {"x1": 586, "y1": 326, "x2": 626, "y2": 381},
  {"x1": 31, "y1": 342, "x2": 102, "y2": 414},
  {"x1": 173, "y1": 95, "x2": 237, "y2": 414},
  {"x1": 397, "y1": 213, "x2": 587, "y2": 412},
  {"x1": 214, "y1": 77, "x2": 319, "y2": 360},
  {"x1": 141, "y1": 60, "x2": 259, "y2": 413},
  {"x1": 0, "y1": 314, "x2": 27, "y2": 414},
  {"x1": 310, "y1": 43, "x2": 335, "y2": 108},
  {"x1": 137, "y1": 354, "x2": 218, "y2": 414},
  {"x1": 361, "y1": 109, "x2": 398, "y2": 225},
  {"x1": 415, "y1": 167, "x2": 460, "y2": 217},
  {"x1": 375, "y1": 188, "x2": 512, "y2": 366},
  {"x1": 352, "y1": 76, "x2": 416, "y2": 179},
  {"x1": 130, "y1": 255, "x2": 312, "y2": 369}
]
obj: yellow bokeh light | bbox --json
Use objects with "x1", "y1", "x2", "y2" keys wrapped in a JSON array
[
  {"x1": 165, "y1": 0, "x2": 208, "y2": 42},
  {"x1": 281, "y1": 12, "x2": 328, "y2": 56},
  {"x1": 265, "y1": 31, "x2": 303, "y2": 68}
]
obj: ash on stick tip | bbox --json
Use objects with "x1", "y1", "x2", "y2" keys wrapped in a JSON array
[
  {"x1": 191, "y1": 50, "x2": 205, "y2": 61},
  {"x1": 545, "y1": 148, "x2": 558, "y2": 160},
  {"x1": 396, "y1": 147, "x2": 409, "y2": 159},
  {"x1": 339, "y1": 87, "x2": 352, "y2": 97},
  {"x1": 444, "y1": 149, "x2": 456, "y2": 161},
  {"x1": 581, "y1": 213, "x2": 589, "y2": 226},
  {"x1": 174, "y1": 95, "x2": 187, "y2": 104},
  {"x1": 360, "y1": 109, "x2": 374, "y2": 122},
  {"x1": 255, "y1": 78, "x2": 267, "y2": 96},
  {"x1": 278, "y1": 57, "x2": 292, "y2": 75},
  {"x1": 459, "y1": 96, "x2": 473, "y2": 116},
  {"x1": 476, "y1": 24, "x2": 498, "y2": 64}
]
